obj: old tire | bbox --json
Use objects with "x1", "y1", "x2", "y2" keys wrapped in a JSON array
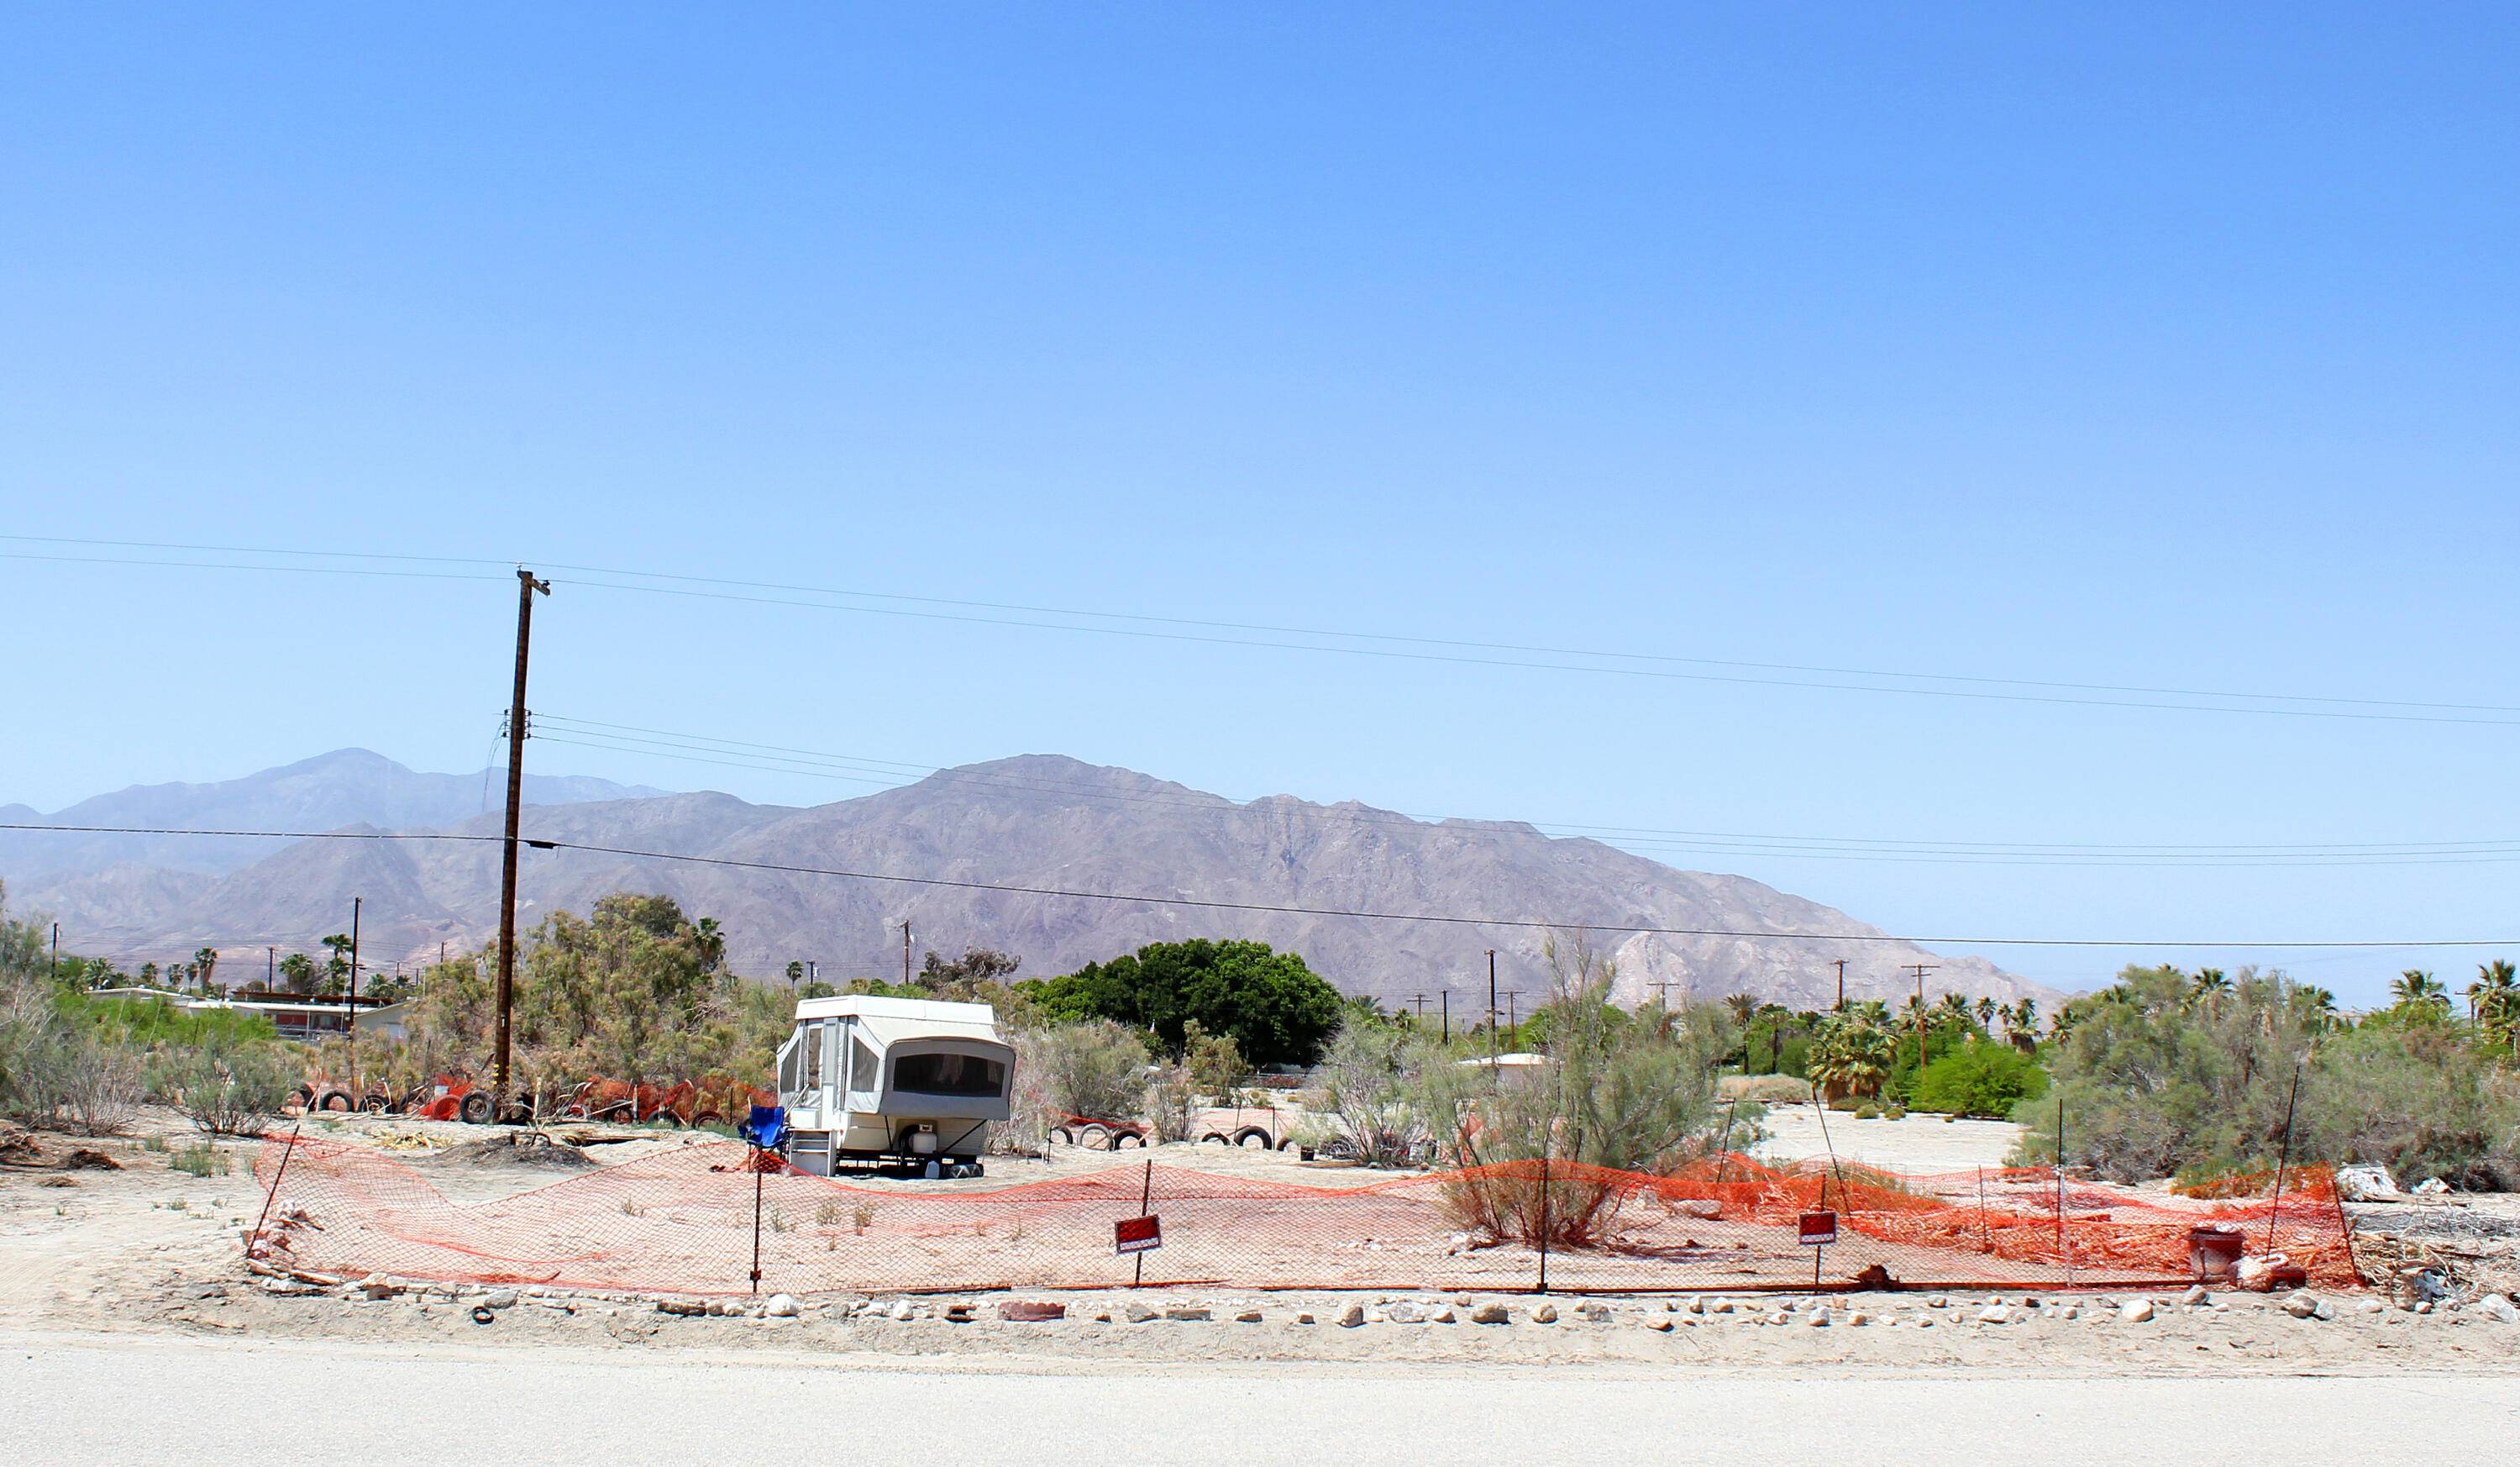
[
  {"x1": 1200, "y1": 1132, "x2": 1229, "y2": 1146},
  {"x1": 459, "y1": 1092, "x2": 494, "y2": 1124},
  {"x1": 1078, "y1": 1123, "x2": 1112, "y2": 1150},
  {"x1": 1233, "y1": 1127, "x2": 1273, "y2": 1149},
  {"x1": 1113, "y1": 1130, "x2": 1145, "y2": 1149},
  {"x1": 317, "y1": 1090, "x2": 352, "y2": 1112},
  {"x1": 361, "y1": 1093, "x2": 392, "y2": 1114},
  {"x1": 1047, "y1": 1126, "x2": 1074, "y2": 1147}
]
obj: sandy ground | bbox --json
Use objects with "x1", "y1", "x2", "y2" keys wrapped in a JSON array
[
  {"x1": 4, "y1": 1108, "x2": 2517, "y2": 1383},
  {"x1": 1751, "y1": 1108, "x2": 2026, "y2": 1175}
]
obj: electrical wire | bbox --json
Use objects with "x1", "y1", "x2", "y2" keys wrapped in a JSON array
[
  {"x1": 8, "y1": 533, "x2": 2514, "y2": 725},
  {"x1": 5, "y1": 822, "x2": 2512, "y2": 949},
  {"x1": 532, "y1": 714, "x2": 2520, "y2": 868}
]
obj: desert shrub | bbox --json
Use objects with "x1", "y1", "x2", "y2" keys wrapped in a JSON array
[
  {"x1": 1853, "y1": 1101, "x2": 1881, "y2": 1120},
  {"x1": 171, "y1": 1140, "x2": 231, "y2": 1177},
  {"x1": 55, "y1": 1037, "x2": 144, "y2": 1136},
  {"x1": 1885, "y1": 1103, "x2": 1908, "y2": 1120},
  {"x1": 1313, "y1": 1022, "x2": 1469, "y2": 1168},
  {"x1": 160, "y1": 1044, "x2": 298, "y2": 1136},
  {"x1": 2293, "y1": 1021, "x2": 2520, "y2": 1184},
  {"x1": 1911, "y1": 1040, "x2": 2047, "y2": 1119},
  {"x1": 1725, "y1": 1074, "x2": 1814, "y2": 1105},
  {"x1": 2019, "y1": 965, "x2": 2518, "y2": 1183},
  {"x1": 1018, "y1": 1019, "x2": 1149, "y2": 1133},
  {"x1": 1143, "y1": 1065, "x2": 1198, "y2": 1143},
  {"x1": 1441, "y1": 938, "x2": 1729, "y2": 1247}
]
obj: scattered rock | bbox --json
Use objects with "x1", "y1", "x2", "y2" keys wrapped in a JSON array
[
  {"x1": 484, "y1": 1289, "x2": 520, "y2": 1311},
  {"x1": 1125, "y1": 1302, "x2": 1158, "y2": 1323},
  {"x1": 2471, "y1": 1295, "x2": 2520, "y2": 1324},
  {"x1": 1645, "y1": 1317, "x2": 1674, "y2": 1332},
  {"x1": 1454, "y1": 1292, "x2": 1473, "y2": 1307},
  {"x1": 1926, "y1": 1296, "x2": 1948, "y2": 1308},
  {"x1": 1977, "y1": 1306, "x2": 2013, "y2": 1325},
  {"x1": 2120, "y1": 1299, "x2": 2155, "y2": 1322},
  {"x1": 1295, "y1": 1311, "x2": 1316, "y2": 1325},
  {"x1": 1685, "y1": 1296, "x2": 1705, "y2": 1314},
  {"x1": 2282, "y1": 1291, "x2": 2322, "y2": 1320},
  {"x1": 187, "y1": 1283, "x2": 228, "y2": 1301},
  {"x1": 2334, "y1": 1165, "x2": 2402, "y2": 1202},
  {"x1": 1578, "y1": 1302, "x2": 1610, "y2": 1323},
  {"x1": 887, "y1": 1300, "x2": 913, "y2": 1322},
  {"x1": 999, "y1": 1301, "x2": 1066, "y2": 1322},
  {"x1": 1432, "y1": 1307, "x2": 1457, "y2": 1323},
  {"x1": 36, "y1": 1175, "x2": 76, "y2": 1188},
  {"x1": 1914, "y1": 1317, "x2": 1935, "y2": 1329},
  {"x1": 2181, "y1": 1286, "x2": 2210, "y2": 1307},
  {"x1": 942, "y1": 1302, "x2": 977, "y2": 1323},
  {"x1": 1532, "y1": 1303, "x2": 1558, "y2": 1323},
  {"x1": 1163, "y1": 1306, "x2": 1211, "y2": 1322},
  {"x1": 1234, "y1": 1309, "x2": 1263, "y2": 1323},
  {"x1": 60, "y1": 1148, "x2": 121, "y2": 1171},
  {"x1": 2412, "y1": 1177, "x2": 2451, "y2": 1196},
  {"x1": 1846, "y1": 1312, "x2": 1870, "y2": 1327},
  {"x1": 1336, "y1": 1304, "x2": 1367, "y2": 1328},
  {"x1": 1678, "y1": 1199, "x2": 1723, "y2": 1219},
  {"x1": 1471, "y1": 1303, "x2": 1510, "y2": 1325},
  {"x1": 1709, "y1": 1299, "x2": 1734, "y2": 1314},
  {"x1": 1803, "y1": 1310, "x2": 1831, "y2": 1328},
  {"x1": 656, "y1": 1299, "x2": 707, "y2": 1316},
  {"x1": 2355, "y1": 1298, "x2": 2386, "y2": 1316}
]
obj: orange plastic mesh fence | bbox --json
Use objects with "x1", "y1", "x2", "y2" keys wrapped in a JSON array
[{"x1": 248, "y1": 1137, "x2": 2358, "y2": 1296}]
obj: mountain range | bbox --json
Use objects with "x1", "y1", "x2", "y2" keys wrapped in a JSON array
[{"x1": 4, "y1": 749, "x2": 2057, "y2": 1011}]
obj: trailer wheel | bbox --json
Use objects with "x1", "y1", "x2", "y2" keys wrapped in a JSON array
[
  {"x1": 1232, "y1": 1127, "x2": 1273, "y2": 1149},
  {"x1": 317, "y1": 1090, "x2": 352, "y2": 1112},
  {"x1": 459, "y1": 1092, "x2": 493, "y2": 1124},
  {"x1": 1078, "y1": 1123, "x2": 1112, "y2": 1150},
  {"x1": 1113, "y1": 1130, "x2": 1144, "y2": 1150},
  {"x1": 1047, "y1": 1126, "x2": 1074, "y2": 1147}
]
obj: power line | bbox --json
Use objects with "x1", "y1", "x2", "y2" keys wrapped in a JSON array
[
  {"x1": 4, "y1": 821, "x2": 2514, "y2": 949},
  {"x1": 8, "y1": 533, "x2": 2514, "y2": 725},
  {"x1": 532, "y1": 713, "x2": 2520, "y2": 868}
]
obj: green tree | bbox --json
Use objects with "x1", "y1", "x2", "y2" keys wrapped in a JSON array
[
  {"x1": 1912, "y1": 1039, "x2": 2048, "y2": 1118},
  {"x1": 1022, "y1": 939, "x2": 1341, "y2": 1067},
  {"x1": 2391, "y1": 970, "x2": 2451, "y2": 1019},
  {"x1": 1806, "y1": 1012, "x2": 1896, "y2": 1100},
  {"x1": 276, "y1": 952, "x2": 317, "y2": 995},
  {"x1": 192, "y1": 947, "x2": 219, "y2": 993}
]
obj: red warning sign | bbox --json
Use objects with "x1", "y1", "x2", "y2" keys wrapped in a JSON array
[
  {"x1": 1115, "y1": 1214, "x2": 1163, "y2": 1255},
  {"x1": 1798, "y1": 1210, "x2": 1839, "y2": 1246}
]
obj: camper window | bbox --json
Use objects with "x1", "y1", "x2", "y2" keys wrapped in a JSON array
[
  {"x1": 851, "y1": 1036, "x2": 880, "y2": 1093},
  {"x1": 802, "y1": 1023, "x2": 824, "y2": 1090},
  {"x1": 891, "y1": 1052, "x2": 1006, "y2": 1098}
]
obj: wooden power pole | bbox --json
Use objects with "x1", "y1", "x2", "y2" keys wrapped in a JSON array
[
  {"x1": 1905, "y1": 962, "x2": 1939, "y2": 1073},
  {"x1": 492, "y1": 568, "x2": 550, "y2": 1109}
]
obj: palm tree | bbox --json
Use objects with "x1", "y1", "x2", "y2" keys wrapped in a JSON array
[
  {"x1": 1974, "y1": 996, "x2": 1998, "y2": 1030},
  {"x1": 2472, "y1": 960, "x2": 2519, "y2": 1057},
  {"x1": 1806, "y1": 1015, "x2": 1896, "y2": 1100},
  {"x1": 277, "y1": 952, "x2": 317, "y2": 995},
  {"x1": 2188, "y1": 968, "x2": 2233, "y2": 1015},
  {"x1": 2391, "y1": 970, "x2": 2451, "y2": 1017},
  {"x1": 1722, "y1": 992, "x2": 1758, "y2": 1028},
  {"x1": 692, "y1": 918, "x2": 727, "y2": 975},
  {"x1": 193, "y1": 946, "x2": 219, "y2": 991}
]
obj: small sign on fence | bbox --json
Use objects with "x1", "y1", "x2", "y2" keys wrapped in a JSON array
[
  {"x1": 1115, "y1": 1214, "x2": 1163, "y2": 1256},
  {"x1": 1798, "y1": 1210, "x2": 1838, "y2": 1247}
]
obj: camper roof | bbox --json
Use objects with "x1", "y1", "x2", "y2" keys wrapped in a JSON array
[{"x1": 791, "y1": 993, "x2": 1000, "y2": 1042}]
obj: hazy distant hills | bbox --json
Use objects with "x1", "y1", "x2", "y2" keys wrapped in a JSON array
[
  {"x1": 0, "y1": 749, "x2": 663, "y2": 878},
  {"x1": 6, "y1": 749, "x2": 2056, "y2": 1010}
]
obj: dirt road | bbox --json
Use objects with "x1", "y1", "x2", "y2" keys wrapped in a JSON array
[{"x1": 4, "y1": 1331, "x2": 2514, "y2": 1466}]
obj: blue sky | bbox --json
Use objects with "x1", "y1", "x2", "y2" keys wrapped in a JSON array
[{"x1": 4, "y1": 5, "x2": 2515, "y2": 1003}]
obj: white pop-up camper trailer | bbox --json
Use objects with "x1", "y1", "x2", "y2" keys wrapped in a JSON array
[{"x1": 774, "y1": 994, "x2": 1014, "y2": 1177}]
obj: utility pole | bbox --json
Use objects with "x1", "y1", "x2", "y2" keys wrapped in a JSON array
[
  {"x1": 267, "y1": 946, "x2": 275, "y2": 991},
  {"x1": 493, "y1": 567, "x2": 551, "y2": 1110},
  {"x1": 347, "y1": 895, "x2": 362, "y2": 1102},
  {"x1": 901, "y1": 923, "x2": 912, "y2": 988},
  {"x1": 1486, "y1": 949, "x2": 1499, "y2": 1070},
  {"x1": 1834, "y1": 959, "x2": 1847, "y2": 1012},
  {"x1": 50, "y1": 923, "x2": 60, "y2": 979},
  {"x1": 1441, "y1": 990, "x2": 1450, "y2": 1045},
  {"x1": 1410, "y1": 992, "x2": 1428, "y2": 1027},
  {"x1": 1905, "y1": 963, "x2": 1939, "y2": 1075},
  {"x1": 1505, "y1": 991, "x2": 1520, "y2": 1033}
]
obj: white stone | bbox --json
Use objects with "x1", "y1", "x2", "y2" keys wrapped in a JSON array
[
  {"x1": 2471, "y1": 1295, "x2": 2519, "y2": 1324},
  {"x1": 1337, "y1": 1303, "x2": 1367, "y2": 1328},
  {"x1": 2283, "y1": 1291, "x2": 2322, "y2": 1319},
  {"x1": 2181, "y1": 1285, "x2": 2210, "y2": 1307},
  {"x1": 764, "y1": 1293, "x2": 800, "y2": 1317},
  {"x1": 1977, "y1": 1306, "x2": 2013, "y2": 1324},
  {"x1": 2119, "y1": 1299, "x2": 2155, "y2": 1322}
]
